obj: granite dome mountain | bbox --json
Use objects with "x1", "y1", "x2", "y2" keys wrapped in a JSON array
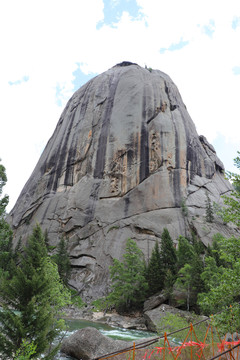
[{"x1": 8, "y1": 62, "x2": 235, "y2": 300}]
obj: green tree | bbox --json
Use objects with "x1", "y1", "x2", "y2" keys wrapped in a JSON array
[
  {"x1": 160, "y1": 228, "x2": 177, "y2": 277},
  {"x1": 108, "y1": 238, "x2": 148, "y2": 312},
  {"x1": 177, "y1": 236, "x2": 194, "y2": 270},
  {"x1": 0, "y1": 159, "x2": 13, "y2": 276},
  {"x1": 146, "y1": 240, "x2": 164, "y2": 296},
  {"x1": 199, "y1": 256, "x2": 222, "y2": 294},
  {"x1": 205, "y1": 192, "x2": 214, "y2": 223},
  {"x1": 164, "y1": 269, "x2": 175, "y2": 304},
  {"x1": 176, "y1": 263, "x2": 192, "y2": 311},
  {"x1": 189, "y1": 251, "x2": 204, "y2": 306},
  {"x1": 220, "y1": 151, "x2": 240, "y2": 227},
  {"x1": 0, "y1": 159, "x2": 9, "y2": 217},
  {"x1": 175, "y1": 235, "x2": 204, "y2": 311},
  {"x1": 0, "y1": 224, "x2": 71, "y2": 360},
  {"x1": 53, "y1": 236, "x2": 71, "y2": 286},
  {"x1": 198, "y1": 235, "x2": 240, "y2": 333}
]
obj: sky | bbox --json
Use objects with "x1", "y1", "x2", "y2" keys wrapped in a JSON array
[{"x1": 0, "y1": 0, "x2": 240, "y2": 212}]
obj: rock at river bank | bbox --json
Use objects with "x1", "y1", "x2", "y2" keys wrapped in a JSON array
[
  {"x1": 144, "y1": 304, "x2": 207, "y2": 332},
  {"x1": 60, "y1": 326, "x2": 155, "y2": 360}
]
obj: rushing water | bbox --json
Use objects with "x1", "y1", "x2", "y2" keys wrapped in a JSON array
[{"x1": 57, "y1": 318, "x2": 156, "y2": 360}]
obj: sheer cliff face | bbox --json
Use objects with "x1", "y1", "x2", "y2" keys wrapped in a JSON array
[{"x1": 9, "y1": 63, "x2": 234, "y2": 299}]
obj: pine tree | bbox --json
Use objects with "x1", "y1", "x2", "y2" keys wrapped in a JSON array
[
  {"x1": 0, "y1": 160, "x2": 9, "y2": 218},
  {"x1": 0, "y1": 224, "x2": 71, "y2": 360},
  {"x1": 108, "y1": 238, "x2": 148, "y2": 312},
  {"x1": 177, "y1": 236, "x2": 194, "y2": 270},
  {"x1": 176, "y1": 246, "x2": 204, "y2": 311},
  {"x1": 0, "y1": 159, "x2": 13, "y2": 276},
  {"x1": 205, "y1": 192, "x2": 214, "y2": 223},
  {"x1": 160, "y1": 228, "x2": 177, "y2": 277},
  {"x1": 146, "y1": 241, "x2": 164, "y2": 296},
  {"x1": 53, "y1": 236, "x2": 71, "y2": 285},
  {"x1": 189, "y1": 251, "x2": 204, "y2": 306},
  {"x1": 220, "y1": 151, "x2": 240, "y2": 227}
]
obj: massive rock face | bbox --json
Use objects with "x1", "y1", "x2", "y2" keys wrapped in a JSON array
[{"x1": 8, "y1": 62, "x2": 235, "y2": 300}]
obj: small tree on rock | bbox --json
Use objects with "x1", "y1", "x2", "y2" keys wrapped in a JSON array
[{"x1": 205, "y1": 192, "x2": 214, "y2": 223}]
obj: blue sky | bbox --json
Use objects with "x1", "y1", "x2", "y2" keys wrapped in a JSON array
[
  {"x1": 0, "y1": 0, "x2": 240, "y2": 211},
  {"x1": 97, "y1": 0, "x2": 142, "y2": 28}
]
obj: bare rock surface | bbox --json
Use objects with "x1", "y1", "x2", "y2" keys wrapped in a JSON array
[
  {"x1": 143, "y1": 292, "x2": 168, "y2": 312},
  {"x1": 8, "y1": 62, "x2": 238, "y2": 301}
]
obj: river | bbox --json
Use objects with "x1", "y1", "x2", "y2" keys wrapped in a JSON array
[{"x1": 57, "y1": 318, "x2": 156, "y2": 359}]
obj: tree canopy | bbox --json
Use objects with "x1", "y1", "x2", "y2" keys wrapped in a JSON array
[
  {"x1": 220, "y1": 151, "x2": 240, "y2": 227},
  {"x1": 0, "y1": 224, "x2": 71, "y2": 360},
  {"x1": 108, "y1": 238, "x2": 148, "y2": 312}
]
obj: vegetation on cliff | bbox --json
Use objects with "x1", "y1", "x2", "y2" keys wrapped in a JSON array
[{"x1": 107, "y1": 152, "x2": 240, "y2": 333}]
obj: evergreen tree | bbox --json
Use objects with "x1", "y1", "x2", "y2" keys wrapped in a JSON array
[
  {"x1": 44, "y1": 229, "x2": 50, "y2": 251},
  {"x1": 0, "y1": 159, "x2": 13, "y2": 276},
  {"x1": 108, "y1": 238, "x2": 148, "y2": 312},
  {"x1": 160, "y1": 228, "x2": 177, "y2": 277},
  {"x1": 176, "y1": 263, "x2": 192, "y2": 311},
  {"x1": 177, "y1": 236, "x2": 194, "y2": 270},
  {"x1": 164, "y1": 269, "x2": 175, "y2": 305},
  {"x1": 146, "y1": 241, "x2": 164, "y2": 296},
  {"x1": 176, "y1": 251, "x2": 204, "y2": 311},
  {"x1": 175, "y1": 234, "x2": 204, "y2": 311},
  {"x1": 53, "y1": 236, "x2": 71, "y2": 286},
  {"x1": 220, "y1": 151, "x2": 240, "y2": 227},
  {"x1": 0, "y1": 224, "x2": 71, "y2": 360},
  {"x1": 189, "y1": 251, "x2": 204, "y2": 306},
  {"x1": 199, "y1": 256, "x2": 222, "y2": 293},
  {"x1": 0, "y1": 160, "x2": 9, "y2": 218},
  {"x1": 205, "y1": 192, "x2": 214, "y2": 223},
  {"x1": 206, "y1": 234, "x2": 226, "y2": 267},
  {"x1": 198, "y1": 235, "x2": 240, "y2": 329}
]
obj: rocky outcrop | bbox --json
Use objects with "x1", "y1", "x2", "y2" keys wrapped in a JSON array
[
  {"x1": 143, "y1": 292, "x2": 168, "y2": 312},
  {"x1": 8, "y1": 62, "x2": 237, "y2": 301},
  {"x1": 60, "y1": 327, "x2": 131, "y2": 360},
  {"x1": 144, "y1": 304, "x2": 207, "y2": 332}
]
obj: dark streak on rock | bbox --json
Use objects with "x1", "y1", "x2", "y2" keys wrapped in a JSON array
[
  {"x1": 164, "y1": 81, "x2": 178, "y2": 112},
  {"x1": 94, "y1": 73, "x2": 120, "y2": 179},
  {"x1": 140, "y1": 87, "x2": 149, "y2": 182},
  {"x1": 172, "y1": 118, "x2": 181, "y2": 206},
  {"x1": 53, "y1": 111, "x2": 76, "y2": 191},
  {"x1": 84, "y1": 181, "x2": 101, "y2": 225},
  {"x1": 124, "y1": 196, "x2": 130, "y2": 217}
]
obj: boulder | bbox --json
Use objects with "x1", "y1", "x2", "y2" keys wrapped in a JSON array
[
  {"x1": 8, "y1": 62, "x2": 238, "y2": 301},
  {"x1": 144, "y1": 304, "x2": 206, "y2": 332},
  {"x1": 60, "y1": 326, "x2": 150, "y2": 360},
  {"x1": 143, "y1": 292, "x2": 168, "y2": 312},
  {"x1": 224, "y1": 332, "x2": 240, "y2": 342}
]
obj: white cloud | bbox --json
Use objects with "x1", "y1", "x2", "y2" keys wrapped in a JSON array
[{"x1": 1, "y1": 0, "x2": 240, "y2": 211}]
